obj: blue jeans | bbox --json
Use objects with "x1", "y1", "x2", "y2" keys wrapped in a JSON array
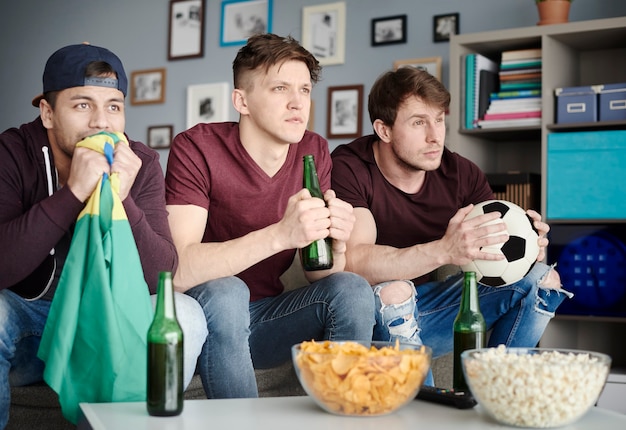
[
  {"x1": 372, "y1": 263, "x2": 572, "y2": 385},
  {"x1": 185, "y1": 272, "x2": 375, "y2": 399},
  {"x1": 0, "y1": 289, "x2": 207, "y2": 429}
]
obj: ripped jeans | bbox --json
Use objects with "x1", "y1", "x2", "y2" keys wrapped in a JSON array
[{"x1": 372, "y1": 262, "x2": 572, "y2": 385}]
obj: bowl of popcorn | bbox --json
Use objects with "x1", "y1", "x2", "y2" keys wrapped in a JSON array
[
  {"x1": 292, "y1": 340, "x2": 431, "y2": 416},
  {"x1": 461, "y1": 345, "x2": 611, "y2": 428}
]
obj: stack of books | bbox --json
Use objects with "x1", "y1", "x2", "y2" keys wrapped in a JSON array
[
  {"x1": 463, "y1": 53, "x2": 499, "y2": 129},
  {"x1": 477, "y1": 48, "x2": 542, "y2": 129}
]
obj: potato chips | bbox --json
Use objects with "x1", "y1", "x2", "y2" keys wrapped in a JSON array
[{"x1": 294, "y1": 340, "x2": 431, "y2": 416}]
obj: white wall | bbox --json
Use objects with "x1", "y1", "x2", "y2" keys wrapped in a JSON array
[{"x1": 1, "y1": 0, "x2": 625, "y2": 170}]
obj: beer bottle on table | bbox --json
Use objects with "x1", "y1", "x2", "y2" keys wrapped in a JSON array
[
  {"x1": 301, "y1": 154, "x2": 333, "y2": 271},
  {"x1": 453, "y1": 271, "x2": 486, "y2": 391},
  {"x1": 147, "y1": 271, "x2": 184, "y2": 416}
]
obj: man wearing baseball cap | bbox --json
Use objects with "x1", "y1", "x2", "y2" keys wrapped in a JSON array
[{"x1": 0, "y1": 43, "x2": 206, "y2": 427}]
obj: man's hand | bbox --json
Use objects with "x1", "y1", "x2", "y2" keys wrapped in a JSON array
[
  {"x1": 111, "y1": 142, "x2": 141, "y2": 201},
  {"x1": 66, "y1": 146, "x2": 112, "y2": 202},
  {"x1": 439, "y1": 204, "x2": 509, "y2": 266},
  {"x1": 324, "y1": 189, "x2": 355, "y2": 255},
  {"x1": 527, "y1": 209, "x2": 550, "y2": 261}
]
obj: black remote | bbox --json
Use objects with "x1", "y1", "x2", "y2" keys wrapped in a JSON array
[{"x1": 415, "y1": 385, "x2": 477, "y2": 409}]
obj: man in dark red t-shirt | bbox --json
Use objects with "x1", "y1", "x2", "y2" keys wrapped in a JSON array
[{"x1": 165, "y1": 34, "x2": 374, "y2": 399}]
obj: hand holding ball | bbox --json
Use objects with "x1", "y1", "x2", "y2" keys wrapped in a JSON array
[{"x1": 460, "y1": 200, "x2": 540, "y2": 287}]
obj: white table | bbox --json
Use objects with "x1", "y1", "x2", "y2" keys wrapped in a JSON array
[{"x1": 78, "y1": 396, "x2": 626, "y2": 430}]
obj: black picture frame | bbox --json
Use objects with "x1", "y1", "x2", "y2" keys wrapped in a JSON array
[
  {"x1": 326, "y1": 85, "x2": 363, "y2": 139},
  {"x1": 433, "y1": 12, "x2": 459, "y2": 43},
  {"x1": 168, "y1": 0, "x2": 205, "y2": 60},
  {"x1": 371, "y1": 14, "x2": 407, "y2": 46},
  {"x1": 147, "y1": 125, "x2": 173, "y2": 149}
]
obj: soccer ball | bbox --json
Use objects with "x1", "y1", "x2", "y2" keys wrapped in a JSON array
[{"x1": 460, "y1": 200, "x2": 540, "y2": 287}]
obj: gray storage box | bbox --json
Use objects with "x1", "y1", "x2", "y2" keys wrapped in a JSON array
[
  {"x1": 599, "y1": 83, "x2": 626, "y2": 121},
  {"x1": 555, "y1": 85, "x2": 601, "y2": 124}
]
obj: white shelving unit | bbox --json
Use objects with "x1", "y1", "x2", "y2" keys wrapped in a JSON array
[{"x1": 447, "y1": 17, "x2": 626, "y2": 412}]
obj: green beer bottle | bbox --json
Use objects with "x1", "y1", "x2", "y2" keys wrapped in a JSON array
[
  {"x1": 147, "y1": 272, "x2": 184, "y2": 416},
  {"x1": 453, "y1": 271, "x2": 486, "y2": 391},
  {"x1": 301, "y1": 154, "x2": 333, "y2": 271}
]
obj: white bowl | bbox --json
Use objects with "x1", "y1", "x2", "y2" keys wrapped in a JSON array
[
  {"x1": 462, "y1": 346, "x2": 611, "y2": 428},
  {"x1": 292, "y1": 340, "x2": 431, "y2": 416}
]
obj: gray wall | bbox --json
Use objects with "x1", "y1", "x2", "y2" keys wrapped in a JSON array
[{"x1": 2, "y1": 0, "x2": 625, "y2": 170}]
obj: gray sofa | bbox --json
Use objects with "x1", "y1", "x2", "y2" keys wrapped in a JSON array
[{"x1": 8, "y1": 260, "x2": 454, "y2": 429}]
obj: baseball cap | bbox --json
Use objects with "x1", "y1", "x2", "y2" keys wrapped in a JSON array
[{"x1": 32, "y1": 43, "x2": 128, "y2": 107}]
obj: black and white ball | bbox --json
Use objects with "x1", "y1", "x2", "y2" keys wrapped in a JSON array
[{"x1": 460, "y1": 200, "x2": 540, "y2": 287}]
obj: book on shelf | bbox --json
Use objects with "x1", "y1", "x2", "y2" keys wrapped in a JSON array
[
  {"x1": 486, "y1": 103, "x2": 542, "y2": 114},
  {"x1": 482, "y1": 110, "x2": 541, "y2": 121},
  {"x1": 500, "y1": 59, "x2": 542, "y2": 70},
  {"x1": 476, "y1": 117, "x2": 541, "y2": 129},
  {"x1": 478, "y1": 70, "x2": 499, "y2": 122},
  {"x1": 499, "y1": 68, "x2": 541, "y2": 76},
  {"x1": 464, "y1": 53, "x2": 499, "y2": 129},
  {"x1": 501, "y1": 48, "x2": 542, "y2": 61},
  {"x1": 499, "y1": 72, "x2": 541, "y2": 81},
  {"x1": 490, "y1": 89, "x2": 541, "y2": 99},
  {"x1": 499, "y1": 81, "x2": 542, "y2": 91}
]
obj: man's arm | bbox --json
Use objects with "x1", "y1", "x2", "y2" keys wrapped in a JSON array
[
  {"x1": 168, "y1": 188, "x2": 343, "y2": 291},
  {"x1": 344, "y1": 206, "x2": 509, "y2": 285}
]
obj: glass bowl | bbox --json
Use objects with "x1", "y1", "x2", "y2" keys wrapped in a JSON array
[
  {"x1": 461, "y1": 346, "x2": 611, "y2": 428},
  {"x1": 292, "y1": 340, "x2": 431, "y2": 416}
]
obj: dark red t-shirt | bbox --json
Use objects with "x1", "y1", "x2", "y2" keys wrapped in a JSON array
[
  {"x1": 331, "y1": 135, "x2": 494, "y2": 285},
  {"x1": 165, "y1": 122, "x2": 332, "y2": 300}
]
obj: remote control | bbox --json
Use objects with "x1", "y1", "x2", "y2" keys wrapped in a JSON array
[{"x1": 415, "y1": 385, "x2": 477, "y2": 409}]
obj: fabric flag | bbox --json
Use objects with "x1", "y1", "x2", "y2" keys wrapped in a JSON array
[{"x1": 38, "y1": 131, "x2": 154, "y2": 423}]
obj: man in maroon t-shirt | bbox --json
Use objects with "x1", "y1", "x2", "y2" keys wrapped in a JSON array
[
  {"x1": 331, "y1": 67, "x2": 571, "y2": 385},
  {"x1": 165, "y1": 34, "x2": 374, "y2": 399}
]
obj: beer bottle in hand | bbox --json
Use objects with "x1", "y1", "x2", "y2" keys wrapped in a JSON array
[
  {"x1": 301, "y1": 154, "x2": 333, "y2": 271},
  {"x1": 147, "y1": 271, "x2": 184, "y2": 416},
  {"x1": 453, "y1": 271, "x2": 486, "y2": 391}
]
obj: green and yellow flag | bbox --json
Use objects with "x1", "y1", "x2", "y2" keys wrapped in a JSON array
[{"x1": 38, "y1": 132, "x2": 154, "y2": 423}]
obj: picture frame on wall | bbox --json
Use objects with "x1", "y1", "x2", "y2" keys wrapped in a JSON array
[
  {"x1": 302, "y1": 2, "x2": 346, "y2": 66},
  {"x1": 308, "y1": 100, "x2": 315, "y2": 131},
  {"x1": 130, "y1": 68, "x2": 166, "y2": 105},
  {"x1": 147, "y1": 125, "x2": 173, "y2": 149},
  {"x1": 371, "y1": 15, "x2": 407, "y2": 46},
  {"x1": 393, "y1": 57, "x2": 442, "y2": 81},
  {"x1": 186, "y1": 82, "x2": 230, "y2": 129},
  {"x1": 433, "y1": 12, "x2": 459, "y2": 43},
  {"x1": 326, "y1": 85, "x2": 363, "y2": 139},
  {"x1": 168, "y1": 0, "x2": 205, "y2": 60},
  {"x1": 220, "y1": 0, "x2": 273, "y2": 47}
]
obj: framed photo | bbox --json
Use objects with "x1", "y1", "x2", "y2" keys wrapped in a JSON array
[
  {"x1": 220, "y1": 0, "x2": 272, "y2": 46},
  {"x1": 326, "y1": 85, "x2": 363, "y2": 139},
  {"x1": 186, "y1": 82, "x2": 230, "y2": 129},
  {"x1": 168, "y1": 0, "x2": 205, "y2": 60},
  {"x1": 302, "y1": 2, "x2": 346, "y2": 66},
  {"x1": 130, "y1": 68, "x2": 166, "y2": 105},
  {"x1": 371, "y1": 15, "x2": 407, "y2": 47},
  {"x1": 393, "y1": 57, "x2": 442, "y2": 81},
  {"x1": 433, "y1": 12, "x2": 459, "y2": 43},
  {"x1": 147, "y1": 125, "x2": 173, "y2": 149}
]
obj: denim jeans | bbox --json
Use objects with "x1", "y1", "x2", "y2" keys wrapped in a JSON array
[
  {"x1": 0, "y1": 289, "x2": 207, "y2": 429},
  {"x1": 372, "y1": 262, "x2": 572, "y2": 385},
  {"x1": 185, "y1": 272, "x2": 375, "y2": 399}
]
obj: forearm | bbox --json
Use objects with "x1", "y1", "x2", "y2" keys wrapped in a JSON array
[
  {"x1": 302, "y1": 247, "x2": 348, "y2": 283},
  {"x1": 345, "y1": 241, "x2": 450, "y2": 285},
  {"x1": 173, "y1": 223, "x2": 287, "y2": 291}
]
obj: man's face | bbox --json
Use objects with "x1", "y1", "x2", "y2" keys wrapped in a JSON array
[
  {"x1": 385, "y1": 95, "x2": 446, "y2": 173},
  {"x1": 235, "y1": 60, "x2": 312, "y2": 147},
  {"x1": 40, "y1": 84, "x2": 125, "y2": 159}
]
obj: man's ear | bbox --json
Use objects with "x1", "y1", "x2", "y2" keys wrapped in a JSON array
[
  {"x1": 232, "y1": 88, "x2": 249, "y2": 115},
  {"x1": 372, "y1": 119, "x2": 392, "y2": 143},
  {"x1": 40, "y1": 100, "x2": 54, "y2": 129}
]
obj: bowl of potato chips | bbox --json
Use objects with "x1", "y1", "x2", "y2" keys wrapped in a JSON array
[{"x1": 292, "y1": 340, "x2": 431, "y2": 416}]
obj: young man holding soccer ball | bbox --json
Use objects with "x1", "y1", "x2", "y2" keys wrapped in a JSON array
[{"x1": 331, "y1": 67, "x2": 573, "y2": 377}]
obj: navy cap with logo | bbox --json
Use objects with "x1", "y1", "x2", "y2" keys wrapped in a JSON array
[{"x1": 32, "y1": 43, "x2": 128, "y2": 107}]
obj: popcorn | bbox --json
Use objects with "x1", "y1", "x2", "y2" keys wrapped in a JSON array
[{"x1": 463, "y1": 345, "x2": 610, "y2": 427}]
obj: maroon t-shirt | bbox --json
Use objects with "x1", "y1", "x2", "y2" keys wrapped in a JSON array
[
  {"x1": 331, "y1": 135, "x2": 494, "y2": 285},
  {"x1": 165, "y1": 122, "x2": 332, "y2": 301}
]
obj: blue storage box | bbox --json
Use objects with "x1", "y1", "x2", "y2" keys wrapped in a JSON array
[
  {"x1": 554, "y1": 85, "x2": 601, "y2": 124},
  {"x1": 599, "y1": 83, "x2": 626, "y2": 121},
  {"x1": 547, "y1": 130, "x2": 626, "y2": 219}
]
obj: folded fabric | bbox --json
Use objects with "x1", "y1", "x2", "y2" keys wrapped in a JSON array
[{"x1": 38, "y1": 131, "x2": 154, "y2": 423}]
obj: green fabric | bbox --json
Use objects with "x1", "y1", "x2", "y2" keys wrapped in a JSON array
[{"x1": 37, "y1": 132, "x2": 154, "y2": 424}]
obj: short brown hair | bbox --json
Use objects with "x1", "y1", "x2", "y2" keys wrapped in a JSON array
[
  {"x1": 233, "y1": 33, "x2": 321, "y2": 90},
  {"x1": 368, "y1": 67, "x2": 450, "y2": 126}
]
